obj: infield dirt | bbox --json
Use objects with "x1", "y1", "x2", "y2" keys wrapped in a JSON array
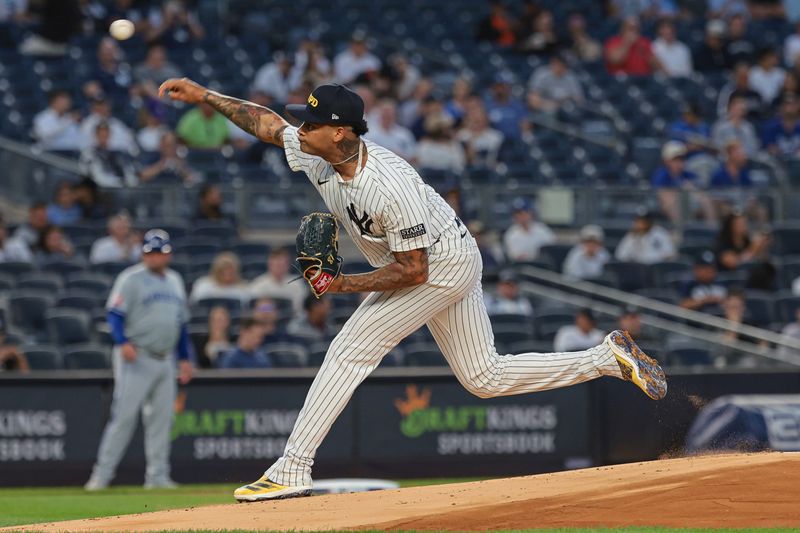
[{"x1": 7, "y1": 452, "x2": 799, "y2": 532}]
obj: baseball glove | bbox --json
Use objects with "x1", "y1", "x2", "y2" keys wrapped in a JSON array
[{"x1": 296, "y1": 212, "x2": 343, "y2": 298}]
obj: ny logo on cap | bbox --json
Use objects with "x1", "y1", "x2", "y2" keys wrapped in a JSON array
[
  {"x1": 332, "y1": 113, "x2": 339, "y2": 119},
  {"x1": 308, "y1": 94, "x2": 319, "y2": 107}
]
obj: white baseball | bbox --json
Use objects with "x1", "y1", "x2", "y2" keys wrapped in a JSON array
[{"x1": 109, "y1": 19, "x2": 135, "y2": 41}]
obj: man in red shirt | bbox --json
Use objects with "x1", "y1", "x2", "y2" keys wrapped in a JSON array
[{"x1": 605, "y1": 16, "x2": 661, "y2": 76}]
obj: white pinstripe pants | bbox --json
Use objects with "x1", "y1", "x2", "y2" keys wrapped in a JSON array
[{"x1": 266, "y1": 247, "x2": 621, "y2": 486}]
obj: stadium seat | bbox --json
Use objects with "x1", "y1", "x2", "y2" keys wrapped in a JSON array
[
  {"x1": 45, "y1": 309, "x2": 92, "y2": 345},
  {"x1": 539, "y1": 244, "x2": 573, "y2": 272},
  {"x1": 196, "y1": 297, "x2": 244, "y2": 313},
  {"x1": 776, "y1": 294, "x2": 800, "y2": 323},
  {"x1": 63, "y1": 344, "x2": 111, "y2": 369},
  {"x1": 41, "y1": 258, "x2": 87, "y2": 277},
  {"x1": 0, "y1": 261, "x2": 34, "y2": 277},
  {"x1": 534, "y1": 312, "x2": 574, "y2": 341},
  {"x1": 604, "y1": 261, "x2": 653, "y2": 291},
  {"x1": 651, "y1": 260, "x2": 692, "y2": 288},
  {"x1": 666, "y1": 348, "x2": 713, "y2": 366},
  {"x1": 233, "y1": 241, "x2": 270, "y2": 260},
  {"x1": 772, "y1": 226, "x2": 800, "y2": 256},
  {"x1": 16, "y1": 272, "x2": 63, "y2": 293},
  {"x1": 0, "y1": 272, "x2": 14, "y2": 292},
  {"x1": 268, "y1": 342, "x2": 308, "y2": 367},
  {"x1": 65, "y1": 272, "x2": 112, "y2": 294},
  {"x1": 8, "y1": 290, "x2": 54, "y2": 336},
  {"x1": 404, "y1": 343, "x2": 443, "y2": 366},
  {"x1": 191, "y1": 222, "x2": 238, "y2": 242},
  {"x1": 744, "y1": 292, "x2": 777, "y2": 327},
  {"x1": 779, "y1": 259, "x2": 800, "y2": 290},
  {"x1": 22, "y1": 344, "x2": 63, "y2": 370},
  {"x1": 94, "y1": 262, "x2": 134, "y2": 277}
]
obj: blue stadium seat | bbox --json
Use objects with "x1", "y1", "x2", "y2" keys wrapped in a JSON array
[
  {"x1": 56, "y1": 290, "x2": 104, "y2": 312},
  {"x1": 268, "y1": 342, "x2": 308, "y2": 368},
  {"x1": 604, "y1": 261, "x2": 654, "y2": 291},
  {"x1": 23, "y1": 345, "x2": 63, "y2": 370},
  {"x1": 65, "y1": 272, "x2": 112, "y2": 294},
  {"x1": 535, "y1": 312, "x2": 574, "y2": 341},
  {"x1": 776, "y1": 294, "x2": 800, "y2": 323},
  {"x1": 667, "y1": 348, "x2": 713, "y2": 366},
  {"x1": 16, "y1": 272, "x2": 63, "y2": 293},
  {"x1": 9, "y1": 290, "x2": 54, "y2": 336},
  {"x1": 404, "y1": 343, "x2": 443, "y2": 366},
  {"x1": 46, "y1": 309, "x2": 92, "y2": 345},
  {"x1": 773, "y1": 226, "x2": 800, "y2": 256},
  {"x1": 63, "y1": 344, "x2": 111, "y2": 370},
  {"x1": 745, "y1": 292, "x2": 777, "y2": 328},
  {"x1": 0, "y1": 261, "x2": 34, "y2": 277}
]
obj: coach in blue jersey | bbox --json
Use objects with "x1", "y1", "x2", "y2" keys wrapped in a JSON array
[{"x1": 85, "y1": 229, "x2": 194, "y2": 490}]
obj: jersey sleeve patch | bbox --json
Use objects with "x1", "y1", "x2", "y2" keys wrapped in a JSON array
[{"x1": 400, "y1": 224, "x2": 427, "y2": 239}]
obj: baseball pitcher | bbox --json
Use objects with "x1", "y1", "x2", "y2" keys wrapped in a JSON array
[
  {"x1": 159, "y1": 79, "x2": 667, "y2": 501},
  {"x1": 85, "y1": 230, "x2": 194, "y2": 490}
]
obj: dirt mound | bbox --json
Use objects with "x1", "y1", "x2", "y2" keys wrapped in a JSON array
[{"x1": 10, "y1": 452, "x2": 800, "y2": 532}]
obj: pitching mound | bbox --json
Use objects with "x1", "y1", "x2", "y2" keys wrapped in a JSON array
[{"x1": 12, "y1": 452, "x2": 800, "y2": 532}]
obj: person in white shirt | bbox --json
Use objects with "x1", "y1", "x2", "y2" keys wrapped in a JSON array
[
  {"x1": 484, "y1": 270, "x2": 534, "y2": 317},
  {"x1": 136, "y1": 107, "x2": 169, "y2": 153},
  {"x1": 364, "y1": 100, "x2": 416, "y2": 161},
  {"x1": 615, "y1": 210, "x2": 676, "y2": 264},
  {"x1": 503, "y1": 198, "x2": 556, "y2": 262},
  {"x1": 190, "y1": 252, "x2": 251, "y2": 305},
  {"x1": 0, "y1": 215, "x2": 32, "y2": 263},
  {"x1": 79, "y1": 122, "x2": 138, "y2": 188},
  {"x1": 527, "y1": 54, "x2": 585, "y2": 114},
  {"x1": 554, "y1": 308, "x2": 605, "y2": 352},
  {"x1": 652, "y1": 19, "x2": 693, "y2": 78},
  {"x1": 252, "y1": 51, "x2": 299, "y2": 105},
  {"x1": 249, "y1": 246, "x2": 306, "y2": 314},
  {"x1": 415, "y1": 114, "x2": 466, "y2": 173},
  {"x1": 33, "y1": 90, "x2": 82, "y2": 151},
  {"x1": 457, "y1": 99, "x2": 504, "y2": 168},
  {"x1": 89, "y1": 213, "x2": 142, "y2": 265},
  {"x1": 80, "y1": 96, "x2": 137, "y2": 155},
  {"x1": 563, "y1": 225, "x2": 611, "y2": 280},
  {"x1": 749, "y1": 49, "x2": 786, "y2": 105},
  {"x1": 784, "y1": 22, "x2": 800, "y2": 68},
  {"x1": 792, "y1": 275, "x2": 800, "y2": 296},
  {"x1": 333, "y1": 32, "x2": 381, "y2": 84}
]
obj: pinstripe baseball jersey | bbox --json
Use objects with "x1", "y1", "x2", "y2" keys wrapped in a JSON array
[{"x1": 283, "y1": 127, "x2": 469, "y2": 267}]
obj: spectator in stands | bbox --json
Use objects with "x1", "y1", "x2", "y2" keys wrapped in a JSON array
[
  {"x1": 567, "y1": 13, "x2": 602, "y2": 63},
  {"x1": 444, "y1": 77, "x2": 473, "y2": 125},
  {"x1": 333, "y1": 32, "x2": 381, "y2": 84},
  {"x1": 785, "y1": 21, "x2": 800, "y2": 68},
  {"x1": 693, "y1": 19, "x2": 731, "y2": 72},
  {"x1": 794, "y1": 275, "x2": 800, "y2": 295},
  {"x1": 668, "y1": 102, "x2": 712, "y2": 157},
  {"x1": 134, "y1": 43, "x2": 182, "y2": 90},
  {"x1": 79, "y1": 122, "x2": 138, "y2": 187},
  {"x1": 725, "y1": 14, "x2": 755, "y2": 65},
  {"x1": 457, "y1": 99, "x2": 504, "y2": 168},
  {"x1": 0, "y1": 319, "x2": 28, "y2": 373},
  {"x1": 618, "y1": 305, "x2": 660, "y2": 345},
  {"x1": 73, "y1": 178, "x2": 110, "y2": 221},
  {"x1": 79, "y1": 95, "x2": 137, "y2": 154},
  {"x1": 46, "y1": 181, "x2": 81, "y2": 226},
  {"x1": 717, "y1": 64, "x2": 764, "y2": 121},
  {"x1": 18, "y1": 0, "x2": 81, "y2": 57},
  {"x1": 385, "y1": 53, "x2": 421, "y2": 101},
  {"x1": 416, "y1": 115, "x2": 466, "y2": 174},
  {"x1": 615, "y1": 209, "x2": 676, "y2": 264},
  {"x1": 202, "y1": 306, "x2": 234, "y2": 368},
  {"x1": 715, "y1": 212, "x2": 772, "y2": 271},
  {"x1": 249, "y1": 247, "x2": 306, "y2": 314},
  {"x1": 13, "y1": 202, "x2": 48, "y2": 248},
  {"x1": 475, "y1": 0, "x2": 517, "y2": 47},
  {"x1": 652, "y1": 19, "x2": 693, "y2": 78},
  {"x1": 194, "y1": 184, "x2": 235, "y2": 225},
  {"x1": 652, "y1": 141, "x2": 699, "y2": 224},
  {"x1": 609, "y1": 0, "x2": 678, "y2": 18},
  {"x1": 517, "y1": 9, "x2": 562, "y2": 56},
  {"x1": 777, "y1": 308, "x2": 800, "y2": 360},
  {"x1": 679, "y1": 250, "x2": 727, "y2": 313},
  {"x1": 708, "y1": 0, "x2": 749, "y2": 18},
  {"x1": 365, "y1": 100, "x2": 417, "y2": 161},
  {"x1": 719, "y1": 289, "x2": 765, "y2": 362},
  {"x1": 287, "y1": 295, "x2": 333, "y2": 342},
  {"x1": 553, "y1": 308, "x2": 604, "y2": 352},
  {"x1": 177, "y1": 103, "x2": 230, "y2": 149},
  {"x1": 92, "y1": 37, "x2": 132, "y2": 98},
  {"x1": 710, "y1": 139, "x2": 753, "y2": 187},
  {"x1": 292, "y1": 38, "x2": 333, "y2": 90},
  {"x1": 563, "y1": 224, "x2": 610, "y2": 280},
  {"x1": 398, "y1": 78, "x2": 434, "y2": 131},
  {"x1": 712, "y1": 96, "x2": 760, "y2": 157},
  {"x1": 503, "y1": 197, "x2": 555, "y2": 262},
  {"x1": 89, "y1": 213, "x2": 141, "y2": 264},
  {"x1": 0, "y1": 214, "x2": 32, "y2": 263},
  {"x1": 217, "y1": 317, "x2": 272, "y2": 369},
  {"x1": 139, "y1": 132, "x2": 198, "y2": 185},
  {"x1": 604, "y1": 16, "x2": 660, "y2": 76},
  {"x1": 144, "y1": 0, "x2": 205, "y2": 47},
  {"x1": 468, "y1": 221, "x2": 504, "y2": 272},
  {"x1": 527, "y1": 54, "x2": 584, "y2": 114},
  {"x1": 484, "y1": 270, "x2": 534, "y2": 317},
  {"x1": 749, "y1": 48, "x2": 786, "y2": 106},
  {"x1": 33, "y1": 90, "x2": 82, "y2": 151},
  {"x1": 251, "y1": 298, "x2": 289, "y2": 347},
  {"x1": 36, "y1": 225, "x2": 74, "y2": 260},
  {"x1": 190, "y1": 252, "x2": 250, "y2": 304},
  {"x1": 484, "y1": 72, "x2": 528, "y2": 139},
  {"x1": 252, "y1": 51, "x2": 298, "y2": 105},
  {"x1": 136, "y1": 106, "x2": 169, "y2": 153},
  {"x1": 762, "y1": 94, "x2": 800, "y2": 158}
]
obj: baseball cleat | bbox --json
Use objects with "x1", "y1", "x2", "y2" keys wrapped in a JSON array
[
  {"x1": 83, "y1": 477, "x2": 109, "y2": 491},
  {"x1": 233, "y1": 475, "x2": 312, "y2": 502},
  {"x1": 605, "y1": 330, "x2": 667, "y2": 400}
]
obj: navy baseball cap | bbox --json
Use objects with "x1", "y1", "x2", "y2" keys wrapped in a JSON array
[
  {"x1": 142, "y1": 229, "x2": 172, "y2": 254},
  {"x1": 286, "y1": 84, "x2": 366, "y2": 128}
]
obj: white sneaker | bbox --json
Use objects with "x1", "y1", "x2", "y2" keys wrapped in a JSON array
[{"x1": 84, "y1": 477, "x2": 109, "y2": 491}]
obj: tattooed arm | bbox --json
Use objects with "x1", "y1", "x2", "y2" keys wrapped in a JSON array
[
  {"x1": 330, "y1": 248, "x2": 429, "y2": 293},
  {"x1": 158, "y1": 78, "x2": 289, "y2": 147}
]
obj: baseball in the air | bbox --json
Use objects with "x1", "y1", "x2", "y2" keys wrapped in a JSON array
[{"x1": 109, "y1": 19, "x2": 135, "y2": 40}]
